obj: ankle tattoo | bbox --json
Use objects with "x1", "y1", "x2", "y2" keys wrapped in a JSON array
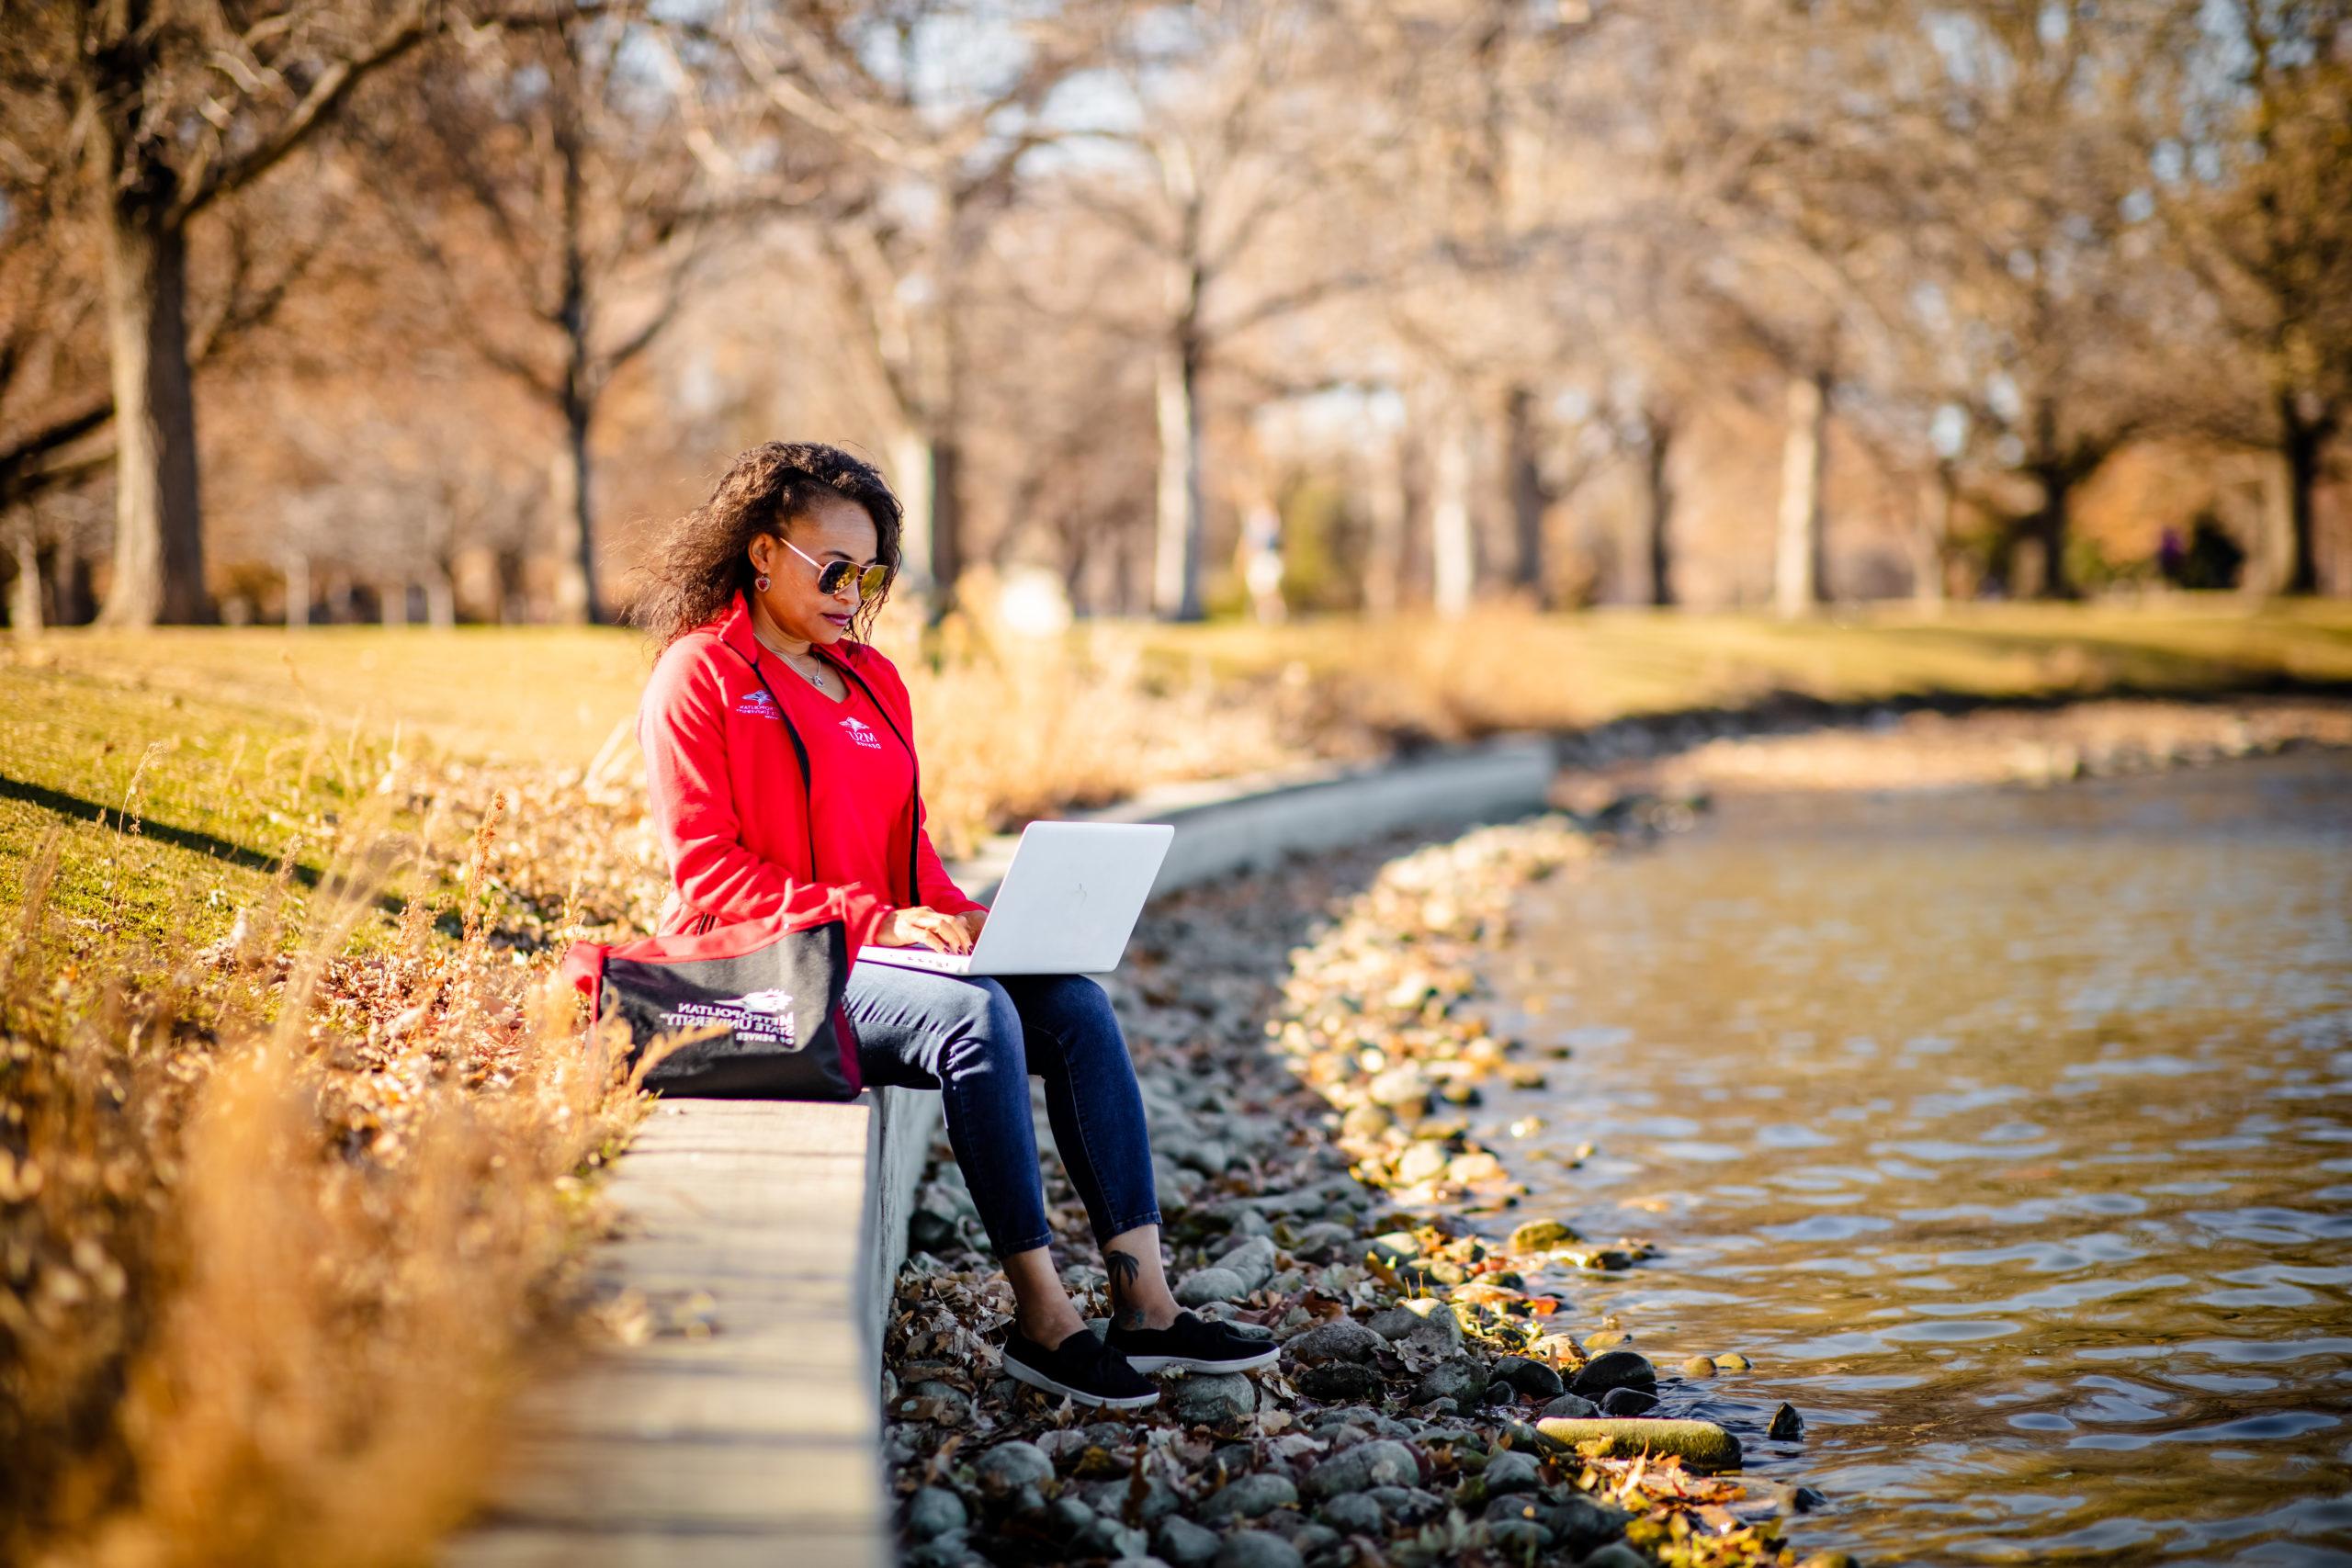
[{"x1": 1103, "y1": 1247, "x2": 1148, "y2": 1330}]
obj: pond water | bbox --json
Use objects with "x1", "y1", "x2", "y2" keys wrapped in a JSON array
[{"x1": 1480, "y1": 751, "x2": 2352, "y2": 1565}]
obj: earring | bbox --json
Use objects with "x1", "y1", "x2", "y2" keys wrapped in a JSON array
[{"x1": 754, "y1": 573, "x2": 771, "y2": 592}]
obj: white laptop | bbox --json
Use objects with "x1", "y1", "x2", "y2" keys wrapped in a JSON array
[{"x1": 855, "y1": 820, "x2": 1175, "y2": 976}]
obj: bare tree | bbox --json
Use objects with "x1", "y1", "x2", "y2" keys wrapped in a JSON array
[
  {"x1": 362, "y1": 8, "x2": 743, "y2": 623},
  {"x1": 721, "y1": 0, "x2": 1106, "y2": 626},
  {"x1": 2158, "y1": 0, "x2": 2352, "y2": 593},
  {"x1": 0, "y1": 0, "x2": 514, "y2": 625}
]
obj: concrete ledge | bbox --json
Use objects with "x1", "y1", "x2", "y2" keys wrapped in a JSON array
[{"x1": 444, "y1": 733, "x2": 1555, "y2": 1568}]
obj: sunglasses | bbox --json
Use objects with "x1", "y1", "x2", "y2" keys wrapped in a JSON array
[{"x1": 772, "y1": 533, "x2": 892, "y2": 600}]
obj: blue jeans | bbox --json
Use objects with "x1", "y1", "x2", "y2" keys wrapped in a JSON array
[{"x1": 845, "y1": 961, "x2": 1163, "y2": 1258}]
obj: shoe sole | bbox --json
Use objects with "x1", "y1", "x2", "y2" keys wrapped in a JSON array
[
  {"x1": 1118, "y1": 1344, "x2": 1282, "y2": 1375},
  {"x1": 1002, "y1": 1354, "x2": 1161, "y2": 1409}
]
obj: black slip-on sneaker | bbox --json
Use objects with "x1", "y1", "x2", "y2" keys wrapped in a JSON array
[
  {"x1": 1001, "y1": 1325, "x2": 1161, "y2": 1409},
  {"x1": 1104, "y1": 1309, "x2": 1281, "y2": 1375}
]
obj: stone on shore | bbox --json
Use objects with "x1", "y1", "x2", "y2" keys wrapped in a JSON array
[
  {"x1": 1303, "y1": 1438, "x2": 1424, "y2": 1499},
  {"x1": 1154, "y1": 1515, "x2": 1220, "y2": 1567},
  {"x1": 1283, "y1": 1317, "x2": 1384, "y2": 1365},
  {"x1": 974, "y1": 1440, "x2": 1055, "y2": 1495},
  {"x1": 1538, "y1": 1392, "x2": 1600, "y2": 1420},
  {"x1": 1413, "y1": 1356, "x2": 1490, "y2": 1407},
  {"x1": 1506, "y1": 1217, "x2": 1581, "y2": 1252},
  {"x1": 1480, "y1": 1450, "x2": 1543, "y2": 1495},
  {"x1": 1198, "y1": 1472, "x2": 1297, "y2": 1523},
  {"x1": 1212, "y1": 1235, "x2": 1280, "y2": 1292},
  {"x1": 1534, "y1": 1416, "x2": 1744, "y2": 1472},
  {"x1": 1212, "y1": 1530, "x2": 1304, "y2": 1568},
  {"x1": 1317, "y1": 1494, "x2": 1385, "y2": 1534},
  {"x1": 1367, "y1": 1066, "x2": 1433, "y2": 1111},
  {"x1": 1491, "y1": 1355, "x2": 1566, "y2": 1397},
  {"x1": 904, "y1": 1485, "x2": 967, "y2": 1540},
  {"x1": 1570, "y1": 1348, "x2": 1657, "y2": 1400},
  {"x1": 1174, "y1": 1266, "x2": 1252, "y2": 1306},
  {"x1": 1167, "y1": 1371, "x2": 1257, "y2": 1425},
  {"x1": 1295, "y1": 1362, "x2": 1383, "y2": 1401}
]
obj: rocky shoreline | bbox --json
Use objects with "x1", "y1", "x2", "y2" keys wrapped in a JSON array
[
  {"x1": 877, "y1": 795, "x2": 1825, "y2": 1568},
  {"x1": 875, "y1": 698, "x2": 2349, "y2": 1568}
]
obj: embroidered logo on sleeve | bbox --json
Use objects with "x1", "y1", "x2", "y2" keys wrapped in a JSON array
[
  {"x1": 840, "y1": 715, "x2": 882, "y2": 750},
  {"x1": 735, "y1": 689, "x2": 781, "y2": 719}
]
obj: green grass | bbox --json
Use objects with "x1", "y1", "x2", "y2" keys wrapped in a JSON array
[{"x1": 0, "y1": 659, "x2": 435, "y2": 969}]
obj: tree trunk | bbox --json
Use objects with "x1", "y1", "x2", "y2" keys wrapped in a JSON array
[
  {"x1": 95, "y1": 184, "x2": 207, "y2": 626},
  {"x1": 2027, "y1": 467, "x2": 2075, "y2": 600},
  {"x1": 1430, "y1": 402, "x2": 1476, "y2": 619},
  {"x1": 1643, "y1": 410, "x2": 1677, "y2": 608},
  {"x1": 425, "y1": 570, "x2": 455, "y2": 630},
  {"x1": 380, "y1": 580, "x2": 410, "y2": 626},
  {"x1": 1774, "y1": 370, "x2": 1829, "y2": 617},
  {"x1": 1152, "y1": 334, "x2": 1205, "y2": 621},
  {"x1": 2280, "y1": 392, "x2": 2326, "y2": 596},
  {"x1": 9, "y1": 519, "x2": 40, "y2": 640},
  {"x1": 284, "y1": 552, "x2": 309, "y2": 628},
  {"x1": 1363, "y1": 434, "x2": 1408, "y2": 615},
  {"x1": 548, "y1": 397, "x2": 597, "y2": 624},
  {"x1": 1504, "y1": 384, "x2": 1547, "y2": 607},
  {"x1": 1909, "y1": 466, "x2": 1952, "y2": 607},
  {"x1": 890, "y1": 425, "x2": 963, "y2": 626}
]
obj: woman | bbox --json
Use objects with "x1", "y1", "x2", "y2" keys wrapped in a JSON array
[{"x1": 629, "y1": 441, "x2": 1275, "y2": 1410}]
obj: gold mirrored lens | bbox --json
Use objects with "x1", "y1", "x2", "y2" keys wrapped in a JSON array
[{"x1": 816, "y1": 560, "x2": 891, "y2": 599}]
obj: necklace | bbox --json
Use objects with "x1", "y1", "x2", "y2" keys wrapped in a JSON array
[{"x1": 752, "y1": 626, "x2": 833, "y2": 692}]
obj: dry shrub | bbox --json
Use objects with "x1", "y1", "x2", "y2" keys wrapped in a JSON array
[{"x1": 1, "y1": 778, "x2": 650, "y2": 1568}]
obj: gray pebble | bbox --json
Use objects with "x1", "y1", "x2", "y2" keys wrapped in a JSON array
[
  {"x1": 1413, "y1": 1356, "x2": 1488, "y2": 1407},
  {"x1": 973, "y1": 1440, "x2": 1054, "y2": 1495},
  {"x1": 1174, "y1": 1266, "x2": 1251, "y2": 1306},
  {"x1": 1295, "y1": 1362, "x2": 1383, "y2": 1402},
  {"x1": 1168, "y1": 1371, "x2": 1258, "y2": 1425},
  {"x1": 1212, "y1": 1235, "x2": 1280, "y2": 1291},
  {"x1": 1364, "y1": 1484, "x2": 1445, "y2": 1525},
  {"x1": 904, "y1": 1485, "x2": 967, "y2": 1540},
  {"x1": 1317, "y1": 1493, "x2": 1385, "y2": 1534},
  {"x1": 1285, "y1": 1221, "x2": 1358, "y2": 1259},
  {"x1": 1199, "y1": 1471, "x2": 1297, "y2": 1522},
  {"x1": 1538, "y1": 1392, "x2": 1600, "y2": 1420},
  {"x1": 1302, "y1": 1438, "x2": 1423, "y2": 1498},
  {"x1": 1491, "y1": 1355, "x2": 1566, "y2": 1398},
  {"x1": 1482, "y1": 1449, "x2": 1543, "y2": 1495},
  {"x1": 1289, "y1": 1523, "x2": 1340, "y2": 1560},
  {"x1": 1076, "y1": 1517, "x2": 1151, "y2": 1559},
  {"x1": 1213, "y1": 1529, "x2": 1305, "y2": 1568},
  {"x1": 1155, "y1": 1514, "x2": 1220, "y2": 1568},
  {"x1": 1284, "y1": 1318, "x2": 1384, "y2": 1365}
]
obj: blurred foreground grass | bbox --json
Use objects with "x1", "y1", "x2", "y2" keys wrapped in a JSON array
[{"x1": 1, "y1": 595, "x2": 2347, "y2": 1564}]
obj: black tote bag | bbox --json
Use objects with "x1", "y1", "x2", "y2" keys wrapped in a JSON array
[{"x1": 561, "y1": 643, "x2": 922, "y2": 1100}]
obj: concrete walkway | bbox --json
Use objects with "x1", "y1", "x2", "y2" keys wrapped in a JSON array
[{"x1": 443, "y1": 736, "x2": 1556, "y2": 1568}]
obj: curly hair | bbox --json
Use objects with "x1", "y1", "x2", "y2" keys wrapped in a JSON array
[{"x1": 630, "y1": 442, "x2": 903, "y2": 649}]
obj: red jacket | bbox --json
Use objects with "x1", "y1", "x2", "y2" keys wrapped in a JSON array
[{"x1": 638, "y1": 591, "x2": 985, "y2": 949}]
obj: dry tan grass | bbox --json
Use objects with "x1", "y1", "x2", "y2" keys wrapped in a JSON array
[{"x1": 0, "y1": 763, "x2": 654, "y2": 1568}]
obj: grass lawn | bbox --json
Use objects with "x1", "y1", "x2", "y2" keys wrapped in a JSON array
[{"x1": 6, "y1": 596, "x2": 2348, "y2": 958}]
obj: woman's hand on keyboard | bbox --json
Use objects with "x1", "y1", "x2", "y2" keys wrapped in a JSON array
[{"x1": 876, "y1": 907, "x2": 978, "y2": 952}]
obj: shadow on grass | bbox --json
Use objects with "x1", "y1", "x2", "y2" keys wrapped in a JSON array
[{"x1": 0, "y1": 771, "x2": 411, "y2": 919}]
